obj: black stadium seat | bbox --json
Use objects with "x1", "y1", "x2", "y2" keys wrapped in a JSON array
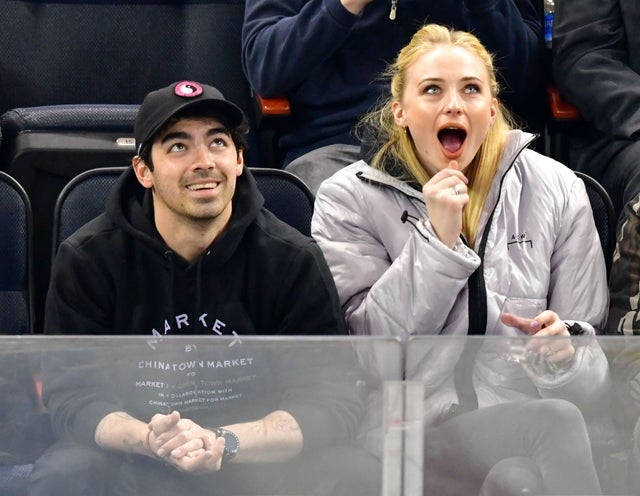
[{"x1": 574, "y1": 171, "x2": 615, "y2": 276}]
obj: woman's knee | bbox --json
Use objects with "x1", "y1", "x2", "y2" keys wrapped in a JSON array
[
  {"x1": 527, "y1": 399, "x2": 586, "y2": 432},
  {"x1": 479, "y1": 456, "x2": 544, "y2": 496}
]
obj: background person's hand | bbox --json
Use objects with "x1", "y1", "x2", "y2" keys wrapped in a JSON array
[{"x1": 340, "y1": 0, "x2": 374, "y2": 15}]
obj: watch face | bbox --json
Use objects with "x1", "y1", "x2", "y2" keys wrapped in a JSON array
[{"x1": 217, "y1": 428, "x2": 239, "y2": 461}]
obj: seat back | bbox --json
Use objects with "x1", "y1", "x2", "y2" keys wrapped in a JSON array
[
  {"x1": 0, "y1": 171, "x2": 33, "y2": 334},
  {"x1": 52, "y1": 167, "x2": 127, "y2": 257},
  {"x1": 575, "y1": 171, "x2": 615, "y2": 275},
  {"x1": 249, "y1": 168, "x2": 315, "y2": 237},
  {"x1": 53, "y1": 167, "x2": 315, "y2": 255}
]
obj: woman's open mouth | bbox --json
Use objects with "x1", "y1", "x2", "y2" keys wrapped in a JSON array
[{"x1": 437, "y1": 126, "x2": 467, "y2": 157}]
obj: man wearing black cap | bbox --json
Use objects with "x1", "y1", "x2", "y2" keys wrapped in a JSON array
[{"x1": 31, "y1": 81, "x2": 379, "y2": 495}]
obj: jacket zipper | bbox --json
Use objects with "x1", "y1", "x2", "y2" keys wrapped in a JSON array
[{"x1": 389, "y1": 0, "x2": 397, "y2": 20}]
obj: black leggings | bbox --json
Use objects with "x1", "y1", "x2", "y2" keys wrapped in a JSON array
[{"x1": 424, "y1": 399, "x2": 602, "y2": 495}]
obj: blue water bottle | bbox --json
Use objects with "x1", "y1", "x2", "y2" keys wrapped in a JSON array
[{"x1": 544, "y1": 0, "x2": 555, "y2": 48}]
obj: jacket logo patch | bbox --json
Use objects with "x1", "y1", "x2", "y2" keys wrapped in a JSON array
[{"x1": 507, "y1": 232, "x2": 533, "y2": 250}]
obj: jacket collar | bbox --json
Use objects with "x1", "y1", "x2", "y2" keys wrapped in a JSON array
[
  {"x1": 354, "y1": 161, "x2": 425, "y2": 201},
  {"x1": 496, "y1": 130, "x2": 538, "y2": 177}
]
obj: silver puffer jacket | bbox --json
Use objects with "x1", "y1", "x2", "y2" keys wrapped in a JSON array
[{"x1": 312, "y1": 130, "x2": 610, "y2": 428}]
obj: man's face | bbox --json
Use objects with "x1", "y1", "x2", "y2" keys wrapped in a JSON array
[{"x1": 134, "y1": 116, "x2": 243, "y2": 228}]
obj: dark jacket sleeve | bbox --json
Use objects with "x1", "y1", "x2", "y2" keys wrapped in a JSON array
[
  {"x1": 464, "y1": 0, "x2": 544, "y2": 113},
  {"x1": 275, "y1": 240, "x2": 347, "y2": 336},
  {"x1": 43, "y1": 240, "x2": 122, "y2": 444},
  {"x1": 45, "y1": 239, "x2": 114, "y2": 335},
  {"x1": 242, "y1": 0, "x2": 357, "y2": 95},
  {"x1": 242, "y1": 0, "x2": 543, "y2": 106},
  {"x1": 274, "y1": 239, "x2": 365, "y2": 452},
  {"x1": 553, "y1": 0, "x2": 640, "y2": 139}
]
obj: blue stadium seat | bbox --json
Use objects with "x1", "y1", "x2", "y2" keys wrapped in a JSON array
[
  {"x1": 0, "y1": 172, "x2": 47, "y2": 496},
  {"x1": 0, "y1": 171, "x2": 33, "y2": 334},
  {"x1": 53, "y1": 167, "x2": 315, "y2": 254}
]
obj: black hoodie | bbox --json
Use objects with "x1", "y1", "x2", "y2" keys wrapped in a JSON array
[{"x1": 42, "y1": 166, "x2": 362, "y2": 452}]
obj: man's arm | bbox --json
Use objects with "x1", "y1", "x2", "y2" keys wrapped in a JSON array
[
  {"x1": 96, "y1": 410, "x2": 226, "y2": 473},
  {"x1": 45, "y1": 239, "x2": 113, "y2": 334},
  {"x1": 465, "y1": 0, "x2": 544, "y2": 114},
  {"x1": 140, "y1": 410, "x2": 303, "y2": 470},
  {"x1": 553, "y1": 0, "x2": 640, "y2": 139},
  {"x1": 95, "y1": 411, "x2": 157, "y2": 457},
  {"x1": 221, "y1": 410, "x2": 303, "y2": 463},
  {"x1": 43, "y1": 239, "x2": 122, "y2": 444},
  {"x1": 241, "y1": 0, "x2": 362, "y2": 95},
  {"x1": 266, "y1": 241, "x2": 364, "y2": 452}
]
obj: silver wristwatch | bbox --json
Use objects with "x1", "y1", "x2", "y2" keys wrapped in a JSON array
[{"x1": 213, "y1": 427, "x2": 239, "y2": 464}]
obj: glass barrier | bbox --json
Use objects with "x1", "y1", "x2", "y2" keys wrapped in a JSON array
[
  {"x1": 407, "y1": 335, "x2": 633, "y2": 496},
  {"x1": 0, "y1": 335, "x2": 401, "y2": 496},
  {"x1": 2, "y1": 334, "x2": 640, "y2": 495}
]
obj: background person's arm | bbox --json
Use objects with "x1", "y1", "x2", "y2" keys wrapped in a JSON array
[
  {"x1": 554, "y1": 0, "x2": 640, "y2": 139},
  {"x1": 242, "y1": 0, "x2": 365, "y2": 95},
  {"x1": 465, "y1": 0, "x2": 544, "y2": 116}
]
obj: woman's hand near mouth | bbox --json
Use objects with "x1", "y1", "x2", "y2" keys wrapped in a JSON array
[{"x1": 423, "y1": 160, "x2": 469, "y2": 249}]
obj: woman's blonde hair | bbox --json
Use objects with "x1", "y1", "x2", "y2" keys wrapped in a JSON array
[{"x1": 360, "y1": 24, "x2": 515, "y2": 246}]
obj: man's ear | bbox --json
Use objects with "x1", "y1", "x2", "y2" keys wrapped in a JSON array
[
  {"x1": 132, "y1": 156, "x2": 153, "y2": 189},
  {"x1": 236, "y1": 149, "x2": 244, "y2": 176}
]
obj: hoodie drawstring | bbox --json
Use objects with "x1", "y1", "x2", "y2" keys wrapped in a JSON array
[
  {"x1": 194, "y1": 252, "x2": 206, "y2": 319},
  {"x1": 163, "y1": 250, "x2": 176, "y2": 325}
]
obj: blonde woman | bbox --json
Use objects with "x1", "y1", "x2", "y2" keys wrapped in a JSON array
[{"x1": 312, "y1": 24, "x2": 609, "y2": 495}]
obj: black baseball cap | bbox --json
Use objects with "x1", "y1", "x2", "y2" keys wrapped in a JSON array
[{"x1": 134, "y1": 80, "x2": 245, "y2": 153}]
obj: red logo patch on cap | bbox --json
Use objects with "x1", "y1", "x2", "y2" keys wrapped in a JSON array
[{"x1": 174, "y1": 81, "x2": 203, "y2": 98}]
